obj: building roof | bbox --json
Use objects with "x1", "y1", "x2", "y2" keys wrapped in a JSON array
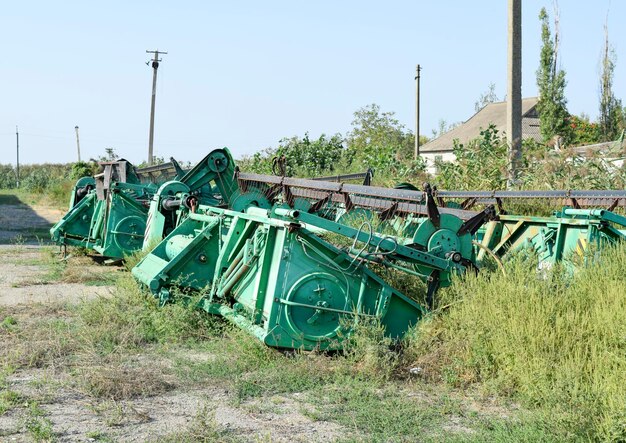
[{"x1": 420, "y1": 97, "x2": 540, "y2": 154}]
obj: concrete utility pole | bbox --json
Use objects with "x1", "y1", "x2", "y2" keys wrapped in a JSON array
[
  {"x1": 414, "y1": 64, "x2": 422, "y2": 160},
  {"x1": 74, "y1": 125, "x2": 81, "y2": 162},
  {"x1": 15, "y1": 126, "x2": 20, "y2": 188},
  {"x1": 146, "y1": 49, "x2": 167, "y2": 166},
  {"x1": 507, "y1": 0, "x2": 522, "y2": 188}
]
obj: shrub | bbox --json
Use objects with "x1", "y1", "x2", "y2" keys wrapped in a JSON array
[
  {"x1": 71, "y1": 161, "x2": 98, "y2": 180},
  {"x1": 0, "y1": 165, "x2": 17, "y2": 189},
  {"x1": 434, "y1": 124, "x2": 626, "y2": 191}
]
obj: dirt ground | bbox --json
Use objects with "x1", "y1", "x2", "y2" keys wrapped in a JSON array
[
  {"x1": 0, "y1": 246, "x2": 113, "y2": 306},
  {"x1": 0, "y1": 244, "x2": 348, "y2": 442},
  {"x1": 0, "y1": 195, "x2": 63, "y2": 245},
  {"x1": 0, "y1": 197, "x2": 349, "y2": 442}
]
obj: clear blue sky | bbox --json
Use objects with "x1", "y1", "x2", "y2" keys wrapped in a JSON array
[{"x1": 2, "y1": 0, "x2": 623, "y2": 165}]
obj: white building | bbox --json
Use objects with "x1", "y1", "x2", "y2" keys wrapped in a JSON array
[{"x1": 420, "y1": 97, "x2": 542, "y2": 174}]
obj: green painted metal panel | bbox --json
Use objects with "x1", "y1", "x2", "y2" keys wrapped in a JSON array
[{"x1": 476, "y1": 208, "x2": 626, "y2": 270}]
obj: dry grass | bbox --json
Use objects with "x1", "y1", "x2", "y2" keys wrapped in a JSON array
[
  {"x1": 78, "y1": 361, "x2": 174, "y2": 400},
  {"x1": 0, "y1": 302, "x2": 77, "y2": 369},
  {"x1": 9, "y1": 252, "x2": 119, "y2": 287}
]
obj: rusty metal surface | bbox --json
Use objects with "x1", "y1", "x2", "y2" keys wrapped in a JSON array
[
  {"x1": 237, "y1": 173, "x2": 480, "y2": 220},
  {"x1": 311, "y1": 170, "x2": 374, "y2": 185},
  {"x1": 434, "y1": 189, "x2": 626, "y2": 209},
  {"x1": 136, "y1": 161, "x2": 181, "y2": 183}
]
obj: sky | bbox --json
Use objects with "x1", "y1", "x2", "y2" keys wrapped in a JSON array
[{"x1": 1, "y1": 0, "x2": 624, "y2": 165}]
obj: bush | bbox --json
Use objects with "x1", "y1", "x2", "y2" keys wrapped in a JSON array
[
  {"x1": 0, "y1": 165, "x2": 17, "y2": 189},
  {"x1": 435, "y1": 125, "x2": 508, "y2": 190},
  {"x1": 434, "y1": 124, "x2": 626, "y2": 191},
  {"x1": 0, "y1": 163, "x2": 85, "y2": 208},
  {"x1": 238, "y1": 132, "x2": 348, "y2": 177},
  {"x1": 22, "y1": 168, "x2": 54, "y2": 192},
  {"x1": 71, "y1": 161, "x2": 98, "y2": 180}
]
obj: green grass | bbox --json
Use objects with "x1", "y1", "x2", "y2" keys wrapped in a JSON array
[
  {"x1": 23, "y1": 401, "x2": 55, "y2": 442},
  {"x1": 0, "y1": 186, "x2": 71, "y2": 211},
  {"x1": 85, "y1": 431, "x2": 114, "y2": 442},
  {"x1": 0, "y1": 389, "x2": 24, "y2": 415},
  {"x1": 8, "y1": 249, "x2": 121, "y2": 287},
  {"x1": 406, "y1": 244, "x2": 626, "y2": 441}
]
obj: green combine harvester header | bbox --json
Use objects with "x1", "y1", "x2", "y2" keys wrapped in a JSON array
[
  {"x1": 50, "y1": 159, "x2": 185, "y2": 258},
  {"x1": 51, "y1": 148, "x2": 626, "y2": 351},
  {"x1": 132, "y1": 149, "x2": 496, "y2": 350}
]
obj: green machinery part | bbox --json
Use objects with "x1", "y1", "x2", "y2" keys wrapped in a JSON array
[
  {"x1": 51, "y1": 149, "x2": 238, "y2": 259},
  {"x1": 143, "y1": 148, "x2": 237, "y2": 248},
  {"x1": 49, "y1": 176, "x2": 98, "y2": 247},
  {"x1": 132, "y1": 205, "x2": 442, "y2": 350},
  {"x1": 50, "y1": 159, "x2": 185, "y2": 258},
  {"x1": 131, "y1": 181, "x2": 491, "y2": 350},
  {"x1": 51, "y1": 147, "x2": 365, "y2": 259},
  {"x1": 476, "y1": 208, "x2": 626, "y2": 269}
]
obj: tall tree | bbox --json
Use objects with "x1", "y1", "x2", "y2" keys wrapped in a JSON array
[
  {"x1": 536, "y1": 7, "x2": 570, "y2": 142},
  {"x1": 599, "y1": 24, "x2": 623, "y2": 142}
]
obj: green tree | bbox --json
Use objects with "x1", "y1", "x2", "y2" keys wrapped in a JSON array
[
  {"x1": 536, "y1": 7, "x2": 570, "y2": 142},
  {"x1": 275, "y1": 132, "x2": 345, "y2": 176},
  {"x1": 346, "y1": 104, "x2": 425, "y2": 174},
  {"x1": 599, "y1": 25, "x2": 623, "y2": 141},
  {"x1": 238, "y1": 133, "x2": 346, "y2": 176},
  {"x1": 70, "y1": 161, "x2": 98, "y2": 180}
]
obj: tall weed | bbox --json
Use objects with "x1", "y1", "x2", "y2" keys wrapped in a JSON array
[{"x1": 406, "y1": 244, "x2": 626, "y2": 440}]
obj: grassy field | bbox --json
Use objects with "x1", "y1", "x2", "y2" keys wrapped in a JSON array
[
  {"x1": 1, "y1": 239, "x2": 625, "y2": 441},
  {"x1": 0, "y1": 250, "x2": 560, "y2": 442}
]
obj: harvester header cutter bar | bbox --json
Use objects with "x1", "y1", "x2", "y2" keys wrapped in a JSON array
[
  {"x1": 311, "y1": 168, "x2": 374, "y2": 186},
  {"x1": 237, "y1": 172, "x2": 481, "y2": 221},
  {"x1": 435, "y1": 189, "x2": 626, "y2": 211}
]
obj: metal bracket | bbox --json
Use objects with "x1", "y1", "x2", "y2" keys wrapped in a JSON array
[
  {"x1": 423, "y1": 183, "x2": 440, "y2": 228},
  {"x1": 457, "y1": 205, "x2": 497, "y2": 236}
]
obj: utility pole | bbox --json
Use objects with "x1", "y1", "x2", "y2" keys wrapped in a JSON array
[
  {"x1": 146, "y1": 49, "x2": 167, "y2": 166},
  {"x1": 414, "y1": 64, "x2": 421, "y2": 160},
  {"x1": 507, "y1": 0, "x2": 522, "y2": 188},
  {"x1": 75, "y1": 125, "x2": 81, "y2": 162},
  {"x1": 15, "y1": 126, "x2": 20, "y2": 188}
]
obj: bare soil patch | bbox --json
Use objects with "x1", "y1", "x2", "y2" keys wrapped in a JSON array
[
  {"x1": 0, "y1": 195, "x2": 64, "y2": 245},
  {"x1": 0, "y1": 246, "x2": 115, "y2": 306}
]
